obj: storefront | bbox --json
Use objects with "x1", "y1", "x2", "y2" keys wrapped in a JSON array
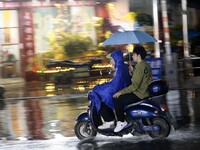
[
  {"x1": 0, "y1": 1, "x2": 96, "y2": 80},
  {"x1": 0, "y1": 10, "x2": 20, "y2": 78}
]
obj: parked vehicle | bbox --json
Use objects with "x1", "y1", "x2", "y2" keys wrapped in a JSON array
[{"x1": 74, "y1": 79, "x2": 176, "y2": 140}]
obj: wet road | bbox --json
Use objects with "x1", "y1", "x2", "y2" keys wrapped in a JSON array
[
  {"x1": 0, "y1": 78, "x2": 200, "y2": 149},
  {"x1": 0, "y1": 128, "x2": 200, "y2": 150}
]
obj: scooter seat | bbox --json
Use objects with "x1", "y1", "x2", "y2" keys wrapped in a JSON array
[
  {"x1": 126, "y1": 98, "x2": 149, "y2": 109},
  {"x1": 126, "y1": 101, "x2": 143, "y2": 108}
]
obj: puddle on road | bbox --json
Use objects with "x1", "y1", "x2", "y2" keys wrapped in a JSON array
[
  {"x1": 0, "y1": 97, "x2": 89, "y2": 140},
  {"x1": 168, "y1": 125, "x2": 200, "y2": 141},
  {"x1": 76, "y1": 128, "x2": 200, "y2": 150},
  {"x1": 1, "y1": 81, "x2": 200, "y2": 144}
]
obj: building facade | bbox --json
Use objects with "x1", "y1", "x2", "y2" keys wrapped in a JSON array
[
  {"x1": 0, "y1": 0, "x2": 200, "y2": 80},
  {"x1": 0, "y1": 1, "x2": 97, "y2": 80}
]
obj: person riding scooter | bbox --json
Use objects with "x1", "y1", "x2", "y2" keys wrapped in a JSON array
[
  {"x1": 113, "y1": 45, "x2": 152, "y2": 132},
  {"x1": 75, "y1": 45, "x2": 174, "y2": 139},
  {"x1": 91, "y1": 49, "x2": 131, "y2": 130}
]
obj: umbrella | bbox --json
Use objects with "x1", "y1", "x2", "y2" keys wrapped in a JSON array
[{"x1": 102, "y1": 30, "x2": 157, "y2": 46}]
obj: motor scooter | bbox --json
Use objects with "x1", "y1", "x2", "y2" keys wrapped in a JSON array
[{"x1": 74, "y1": 79, "x2": 176, "y2": 140}]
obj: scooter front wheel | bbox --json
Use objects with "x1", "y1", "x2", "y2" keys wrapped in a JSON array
[
  {"x1": 149, "y1": 118, "x2": 170, "y2": 139},
  {"x1": 74, "y1": 121, "x2": 97, "y2": 140}
]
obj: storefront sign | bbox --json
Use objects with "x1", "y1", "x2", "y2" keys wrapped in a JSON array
[
  {"x1": 0, "y1": 1, "x2": 95, "y2": 8},
  {"x1": 19, "y1": 8, "x2": 35, "y2": 78}
]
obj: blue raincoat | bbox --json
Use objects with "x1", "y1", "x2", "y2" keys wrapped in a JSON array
[{"x1": 91, "y1": 50, "x2": 131, "y2": 112}]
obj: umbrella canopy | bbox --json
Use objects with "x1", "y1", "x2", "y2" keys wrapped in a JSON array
[{"x1": 102, "y1": 30, "x2": 157, "y2": 46}]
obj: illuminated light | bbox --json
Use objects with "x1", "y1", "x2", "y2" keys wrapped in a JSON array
[
  {"x1": 45, "y1": 85, "x2": 55, "y2": 90},
  {"x1": 92, "y1": 64, "x2": 111, "y2": 68},
  {"x1": 128, "y1": 44, "x2": 134, "y2": 52},
  {"x1": 161, "y1": 105, "x2": 169, "y2": 111},
  {"x1": 92, "y1": 17, "x2": 101, "y2": 21},
  {"x1": 107, "y1": 3, "x2": 114, "y2": 10},
  {"x1": 46, "y1": 89, "x2": 54, "y2": 92},
  {"x1": 57, "y1": 88, "x2": 63, "y2": 91},
  {"x1": 45, "y1": 84, "x2": 55, "y2": 92},
  {"x1": 88, "y1": 85, "x2": 96, "y2": 89},
  {"x1": 46, "y1": 88, "x2": 54, "y2": 91},
  {"x1": 37, "y1": 70, "x2": 59, "y2": 73},
  {"x1": 154, "y1": 110, "x2": 158, "y2": 114},
  {"x1": 98, "y1": 79, "x2": 109, "y2": 84},
  {"x1": 47, "y1": 94, "x2": 55, "y2": 97},
  {"x1": 73, "y1": 86, "x2": 86, "y2": 91},
  {"x1": 46, "y1": 83, "x2": 54, "y2": 86},
  {"x1": 18, "y1": 137, "x2": 27, "y2": 141},
  {"x1": 54, "y1": 3, "x2": 62, "y2": 8},
  {"x1": 36, "y1": 67, "x2": 75, "y2": 74}
]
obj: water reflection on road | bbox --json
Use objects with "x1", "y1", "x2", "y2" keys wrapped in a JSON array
[
  {"x1": 0, "y1": 96, "x2": 89, "y2": 140},
  {"x1": 2, "y1": 76, "x2": 112, "y2": 140},
  {"x1": 77, "y1": 128, "x2": 200, "y2": 150},
  {"x1": 167, "y1": 89, "x2": 200, "y2": 127},
  {"x1": 1, "y1": 77, "x2": 200, "y2": 150},
  {"x1": 1, "y1": 88, "x2": 200, "y2": 140}
]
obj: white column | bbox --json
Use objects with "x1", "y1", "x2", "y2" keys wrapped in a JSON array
[
  {"x1": 161, "y1": 0, "x2": 178, "y2": 88},
  {"x1": 182, "y1": 0, "x2": 189, "y2": 58},
  {"x1": 153, "y1": 0, "x2": 160, "y2": 58},
  {"x1": 0, "y1": 42, "x2": 2, "y2": 82},
  {"x1": 161, "y1": 0, "x2": 172, "y2": 63}
]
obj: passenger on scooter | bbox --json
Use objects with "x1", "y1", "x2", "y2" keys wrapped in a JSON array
[
  {"x1": 91, "y1": 48, "x2": 131, "y2": 130},
  {"x1": 113, "y1": 45, "x2": 152, "y2": 132}
]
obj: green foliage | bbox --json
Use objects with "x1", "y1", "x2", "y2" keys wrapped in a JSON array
[
  {"x1": 94, "y1": 18, "x2": 107, "y2": 44},
  {"x1": 135, "y1": 12, "x2": 153, "y2": 26},
  {"x1": 47, "y1": 31, "x2": 67, "y2": 60},
  {"x1": 61, "y1": 32, "x2": 94, "y2": 57},
  {"x1": 47, "y1": 31, "x2": 93, "y2": 58}
]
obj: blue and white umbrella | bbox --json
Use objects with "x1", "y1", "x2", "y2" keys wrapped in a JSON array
[{"x1": 102, "y1": 30, "x2": 157, "y2": 46}]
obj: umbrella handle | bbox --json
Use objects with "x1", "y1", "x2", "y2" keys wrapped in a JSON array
[
  {"x1": 128, "y1": 52, "x2": 133, "y2": 75},
  {"x1": 128, "y1": 52, "x2": 131, "y2": 64}
]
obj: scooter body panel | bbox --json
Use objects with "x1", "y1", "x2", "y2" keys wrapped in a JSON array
[
  {"x1": 126, "y1": 103, "x2": 164, "y2": 120},
  {"x1": 76, "y1": 112, "x2": 89, "y2": 122}
]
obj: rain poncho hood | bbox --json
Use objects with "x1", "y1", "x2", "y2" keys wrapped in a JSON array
[{"x1": 90, "y1": 50, "x2": 131, "y2": 112}]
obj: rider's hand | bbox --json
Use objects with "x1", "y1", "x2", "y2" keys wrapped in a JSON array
[
  {"x1": 129, "y1": 65, "x2": 133, "y2": 72},
  {"x1": 113, "y1": 91, "x2": 122, "y2": 98}
]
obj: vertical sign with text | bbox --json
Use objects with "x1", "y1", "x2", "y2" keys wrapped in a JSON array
[
  {"x1": 146, "y1": 58, "x2": 162, "y2": 80},
  {"x1": 19, "y1": 8, "x2": 35, "y2": 79}
]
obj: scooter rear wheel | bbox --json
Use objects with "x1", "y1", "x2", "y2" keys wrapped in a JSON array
[
  {"x1": 149, "y1": 118, "x2": 170, "y2": 139},
  {"x1": 75, "y1": 121, "x2": 97, "y2": 140}
]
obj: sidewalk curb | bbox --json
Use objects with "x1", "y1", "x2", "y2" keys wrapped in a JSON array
[{"x1": 0, "y1": 78, "x2": 25, "y2": 85}]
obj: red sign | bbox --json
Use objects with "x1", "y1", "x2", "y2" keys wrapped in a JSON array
[
  {"x1": 19, "y1": 8, "x2": 35, "y2": 79},
  {"x1": 0, "y1": 1, "x2": 95, "y2": 8}
]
